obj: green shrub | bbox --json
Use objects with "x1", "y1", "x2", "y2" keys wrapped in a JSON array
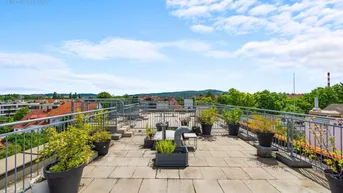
[
  {"x1": 0, "y1": 143, "x2": 22, "y2": 159},
  {"x1": 222, "y1": 108, "x2": 243, "y2": 124},
  {"x1": 200, "y1": 108, "x2": 218, "y2": 125},
  {"x1": 37, "y1": 126, "x2": 93, "y2": 172},
  {"x1": 156, "y1": 140, "x2": 176, "y2": 154},
  {"x1": 145, "y1": 123, "x2": 155, "y2": 139},
  {"x1": 91, "y1": 131, "x2": 111, "y2": 143}
]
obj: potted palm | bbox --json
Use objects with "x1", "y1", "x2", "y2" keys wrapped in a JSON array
[
  {"x1": 222, "y1": 108, "x2": 243, "y2": 136},
  {"x1": 91, "y1": 131, "x2": 111, "y2": 156},
  {"x1": 248, "y1": 115, "x2": 277, "y2": 147},
  {"x1": 144, "y1": 123, "x2": 155, "y2": 148},
  {"x1": 180, "y1": 116, "x2": 191, "y2": 126},
  {"x1": 38, "y1": 126, "x2": 93, "y2": 193},
  {"x1": 155, "y1": 140, "x2": 188, "y2": 167},
  {"x1": 199, "y1": 108, "x2": 218, "y2": 135}
]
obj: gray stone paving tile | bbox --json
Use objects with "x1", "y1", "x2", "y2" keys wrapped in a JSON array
[
  {"x1": 167, "y1": 179, "x2": 195, "y2": 193},
  {"x1": 128, "y1": 158, "x2": 150, "y2": 166},
  {"x1": 81, "y1": 179, "x2": 117, "y2": 193},
  {"x1": 156, "y1": 169, "x2": 179, "y2": 179},
  {"x1": 291, "y1": 180, "x2": 330, "y2": 193},
  {"x1": 132, "y1": 167, "x2": 156, "y2": 178},
  {"x1": 205, "y1": 157, "x2": 228, "y2": 166},
  {"x1": 79, "y1": 178, "x2": 94, "y2": 192},
  {"x1": 210, "y1": 150, "x2": 230, "y2": 157},
  {"x1": 268, "y1": 180, "x2": 309, "y2": 193},
  {"x1": 200, "y1": 167, "x2": 227, "y2": 179},
  {"x1": 242, "y1": 168, "x2": 276, "y2": 180},
  {"x1": 224, "y1": 158, "x2": 249, "y2": 167},
  {"x1": 244, "y1": 180, "x2": 280, "y2": 193},
  {"x1": 194, "y1": 150, "x2": 212, "y2": 157},
  {"x1": 222, "y1": 167, "x2": 251, "y2": 180},
  {"x1": 82, "y1": 166, "x2": 115, "y2": 178},
  {"x1": 109, "y1": 166, "x2": 135, "y2": 178},
  {"x1": 218, "y1": 180, "x2": 252, "y2": 193},
  {"x1": 125, "y1": 150, "x2": 145, "y2": 158},
  {"x1": 189, "y1": 157, "x2": 209, "y2": 166},
  {"x1": 226, "y1": 150, "x2": 247, "y2": 158},
  {"x1": 139, "y1": 179, "x2": 167, "y2": 193},
  {"x1": 110, "y1": 179, "x2": 142, "y2": 193},
  {"x1": 193, "y1": 180, "x2": 224, "y2": 193},
  {"x1": 263, "y1": 167, "x2": 299, "y2": 180},
  {"x1": 179, "y1": 167, "x2": 203, "y2": 179}
]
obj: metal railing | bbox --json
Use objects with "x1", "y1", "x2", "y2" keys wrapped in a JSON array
[{"x1": 0, "y1": 106, "x2": 119, "y2": 193}]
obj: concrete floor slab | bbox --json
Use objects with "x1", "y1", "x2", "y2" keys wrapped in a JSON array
[
  {"x1": 242, "y1": 168, "x2": 276, "y2": 180},
  {"x1": 224, "y1": 158, "x2": 249, "y2": 167},
  {"x1": 188, "y1": 157, "x2": 209, "y2": 166},
  {"x1": 132, "y1": 167, "x2": 156, "y2": 178},
  {"x1": 222, "y1": 167, "x2": 251, "y2": 180},
  {"x1": 167, "y1": 179, "x2": 195, "y2": 193},
  {"x1": 205, "y1": 158, "x2": 228, "y2": 167},
  {"x1": 218, "y1": 180, "x2": 252, "y2": 193},
  {"x1": 268, "y1": 180, "x2": 308, "y2": 193},
  {"x1": 156, "y1": 169, "x2": 179, "y2": 179},
  {"x1": 291, "y1": 180, "x2": 330, "y2": 193},
  {"x1": 200, "y1": 167, "x2": 227, "y2": 179},
  {"x1": 139, "y1": 179, "x2": 167, "y2": 193},
  {"x1": 109, "y1": 166, "x2": 135, "y2": 178},
  {"x1": 83, "y1": 166, "x2": 115, "y2": 178},
  {"x1": 179, "y1": 167, "x2": 203, "y2": 179},
  {"x1": 244, "y1": 180, "x2": 280, "y2": 193},
  {"x1": 128, "y1": 158, "x2": 150, "y2": 166},
  {"x1": 193, "y1": 180, "x2": 224, "y2": 193},
  {"x1": 110, "y1": 179, "x2": 142, "y2": 193},
  {"x1": 81, "y1": 179, "x2": 117, "y2": 193}
]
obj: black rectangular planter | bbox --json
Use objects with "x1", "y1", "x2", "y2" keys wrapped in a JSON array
[
  {"x1": 155, "y1": 147, "x2": 188, "y2": 167},
  {"x1": 144, "y1": 138, "x2": 154, "y2": 149}
]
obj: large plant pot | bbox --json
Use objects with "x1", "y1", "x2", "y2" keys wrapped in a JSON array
[
  {"x1": 228, "y1": 123, "x2": 240, "y2": 136},
  {"x1": 44, "y1": 162, "x2": 84, "y2": 193},
  {"x1": 144, "y1": 137, "x2": 154, "y2": 148},
  {"x1": 257, "y1": 132, "x2": 275, "y2": 147},
  {"x1": 94, "y1": 140, "x2": 111, "y2": 156},
  {"x1": 325, "y1": 169, "x2": 343, "y2": 193},
  {"x1": 201, "y1": 123, "x2": 213, "y2": 135},
  {"x1": 155, "y1": 147, "x2": 188, "y2": 167},
  {"x1": 30, "y1": 175, "x2": 49, "y2": 193}
]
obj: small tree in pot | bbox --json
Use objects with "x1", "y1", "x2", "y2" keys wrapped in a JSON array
[
  {"x1": 222, "y1": 108, "x2": 243, "y2": 136},
  {"x1": 295, "y1": 120, "x2": 343, "y2": 193},
  {"x1": 248, "y1": 115, "x2": 277, "y2": 147},
  {"x1": 38, "y1": 126, "x2": 93, "y2": 193},
  {"x1": 91, "y1": 131, "x2": 111, "y2": 156},
  {"x1": 144, "y1": 123, "x2": 155, "y2": 148},
  {"x1": 199, "y1": 108, "x2": 218, "y2": 135}
]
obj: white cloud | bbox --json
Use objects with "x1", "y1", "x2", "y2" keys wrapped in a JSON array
[
  {"x1": 248, "y1": 4, "x2": 277, "y2": 16},
  {"x1": 0, "y1": 52, "x2": 66, "y2": 69},
  {"x1": 205, "y1": 50, "x2": 232, "y2": 58},
  {"x1": 171, "y1": 6, "x2": 210, "y2": 17},
  {"x1": 190, "y1": 24, "x2": 214, "y2": 33},
  {"x1": 60, "y1": 38, "x2": 167, "y2": 61},
  {"x1": 214, "y1": 15, "x2": 267, "y2": 34},
  {"x1": 0, "y1": 52, "x2": 156, "y2": 94}
]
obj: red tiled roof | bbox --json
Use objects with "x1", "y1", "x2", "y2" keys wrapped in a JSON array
[
  {"x1": 47, "y1": 102, "x2": 98, "y2": 117},
  {"x1": 13, "y1": 110, "x2": 50, "y2": 129},
  {"x1": 13, "y1": 102, "x2": 98, "y2": 129}
]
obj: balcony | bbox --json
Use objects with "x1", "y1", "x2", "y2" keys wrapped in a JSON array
[{"x1": 0, "y1": 102, "x2": 339, "y2": 193}]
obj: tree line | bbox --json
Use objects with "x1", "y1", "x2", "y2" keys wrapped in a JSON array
[{"x1": 197, "y1": 83, "x2": 343, "y2": 114}]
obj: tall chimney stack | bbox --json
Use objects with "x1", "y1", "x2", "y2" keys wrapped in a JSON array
[{"x1": 328, "y1": 72, "x2": 330, "y2": 87}]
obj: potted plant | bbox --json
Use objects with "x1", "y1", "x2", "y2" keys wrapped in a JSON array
[
  {"x1": 248, "y1": 115, "x2": 277, "y2": 147},
  {"x1": 180, "y1": 116, "x2": 191, "y2": 126},
  {"x1": 155, "y1": 140, "x2": 188, "y2": 167},
  {"x1": 91, "y1": 131, "x2": 111, "y2": 156},
  {"x1": 38, "y1": 126, "x2": 93, "y2": 193},
  {"x1": 222, "y1": 108, "x2": 243, "y2": 136},
  {"x1": 199, "y1": 107, "x2": 218, "y2": 135},
  {"x1": 144, "y1": 123, "x2": 155, "y2": 148},
  {"x1": 298, "y1": 121, "x2": 343, "y2": 193}
]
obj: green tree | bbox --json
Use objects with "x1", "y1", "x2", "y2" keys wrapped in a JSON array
[
  {"x1": 52, "y1": 92, "x2": 58, "y2": 99},
  {"x1": 69, "y1": 92, "x2": 72, "y2": 99},
  {"x1": 13, "y1": 107, "x2": 30, "y2": 121},
  {"x1": 97, "y1": 92, "x2": 112, "y2": 98}
]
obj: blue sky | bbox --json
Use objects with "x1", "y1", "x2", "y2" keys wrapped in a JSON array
[{"x1": 0, "y1": 0, "x2": 342, "y2": 95}]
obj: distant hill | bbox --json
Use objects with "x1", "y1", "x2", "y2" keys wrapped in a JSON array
[
  {"x1": 131, "y1": 89, "x2": 226, "y2": 98},
  {"x1": 43, "y1": 93, "x2": 97, "y2": 98}
]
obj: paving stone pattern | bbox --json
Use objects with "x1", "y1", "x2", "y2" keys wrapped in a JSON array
[{"x1": 80, "y1": 135, "x2": 330, "y2": 193}]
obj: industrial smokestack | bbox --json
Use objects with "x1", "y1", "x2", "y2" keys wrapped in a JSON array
[{"x1": 328, "y1": 72, "x2": 330, "y2": 87}]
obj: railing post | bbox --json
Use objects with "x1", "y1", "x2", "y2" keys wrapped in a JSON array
[
  {"x1": 287, "y1": 117, "x2": 294, "y2": 158},
  {"x1": 162, "y1": 122, "x2": 167, "y2": 140}
]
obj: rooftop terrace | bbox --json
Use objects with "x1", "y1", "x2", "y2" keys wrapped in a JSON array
[{"x1": 0, "y1": 101, "x2": 341, "y2": 193}]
